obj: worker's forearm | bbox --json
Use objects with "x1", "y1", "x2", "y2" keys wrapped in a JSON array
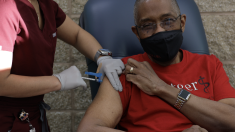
[
  {"x1": 0, "y1": 74, "x2": 61, "y2": 98},
  {"x1": 74, "y1": 28, "x2": 102, "y2": 61},
  {"x1": 57, "y1": 15, "x2": 103, "y2": 61},
  {"x1": 157, "y1": 85, "x2": 235, "y2": 132}
]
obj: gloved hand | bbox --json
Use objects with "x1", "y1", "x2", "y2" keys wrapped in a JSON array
[
  {"x1": 97, "y1": 56, "x2": 125, "y2": 91},
  {"x1": 53, "y1": 66, "x2": 87, "y2": 91}
]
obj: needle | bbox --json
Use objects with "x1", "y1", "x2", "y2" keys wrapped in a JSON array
[
  {"x1": 82, "y1": 77, "x2": 98, "y2": 82},
  {"x1": 82, "y1": 72, "x2": 103, "y2": 83}
]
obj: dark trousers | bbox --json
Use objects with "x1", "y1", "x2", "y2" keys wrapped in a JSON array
[{"x1": 0, "y1": 102, "x2": 50, "y2": 132}]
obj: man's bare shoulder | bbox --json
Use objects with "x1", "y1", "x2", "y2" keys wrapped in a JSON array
[
  {"x1": 78, "y1": 77, "x2": 123, "y2": 130},
  {"x1": 94, "y1": 77, "x2": 122, "y2": 103}
]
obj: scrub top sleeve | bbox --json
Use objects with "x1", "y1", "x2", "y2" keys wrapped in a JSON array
[
  {"x1": 52, "y1": 1, "x2": 66, "y2": 28},
  {"x1": 0, "y1": 0, "x2": 18, "y2": 52}
]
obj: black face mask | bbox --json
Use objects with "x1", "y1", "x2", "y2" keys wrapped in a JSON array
[{"x1": 140, "y1": 30, "x2": 183, "y2": 62}]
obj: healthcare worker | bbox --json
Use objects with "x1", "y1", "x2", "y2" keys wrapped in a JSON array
[{"x1": 0, "y1": 0, "x2": 124, "y2": 131}]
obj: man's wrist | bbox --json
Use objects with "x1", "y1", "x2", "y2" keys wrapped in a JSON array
[
  {"x1": 152, "y1": 80, "x2": 169, "y2": 96},
  {"x1": 155, "y1": 84, "x2": 181, "y2": 104},
  {"x1": 174, "y1": 89, "x2": 191, "y2": 110}
]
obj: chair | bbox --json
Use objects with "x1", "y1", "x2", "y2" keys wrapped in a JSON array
[{"x1": 79, "y1": 0, "x2": 209, "y2": 100}]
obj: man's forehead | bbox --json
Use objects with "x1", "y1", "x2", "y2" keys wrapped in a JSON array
[
  {"x1": 136, "y1": 0, "x2": 176, "y2": 19},
  {"x1": 138, "y1": 0, "x2": 172, "y2": 8},
  {"x1": 137, "y1": 0, "x2": 173, "y2": 12}
]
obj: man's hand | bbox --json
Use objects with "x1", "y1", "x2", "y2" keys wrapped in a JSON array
[
  {"x1": 97, "y1": 56, "x2": 125, "y2": 92},
  {"x1": 53, "y1": 66, "x2": 87, "y2": 91},
  {"x1": 182, "y1": 125, "x2": 208, "y2": 132},
  {"x1": 123, "y1": 58, "x2": 167, "y2": 95}
]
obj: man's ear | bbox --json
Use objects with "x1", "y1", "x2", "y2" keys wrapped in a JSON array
[
  {"x1": 131, "y1": 26, "x2": 140, "y2": 40},
  {"x1": 180, "y1": 14, "x2": 186, "y2": 32}
]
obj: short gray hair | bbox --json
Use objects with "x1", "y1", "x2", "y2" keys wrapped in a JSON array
[{"x1": 134, "y1": 0, "x2": 181, "y2": 25}]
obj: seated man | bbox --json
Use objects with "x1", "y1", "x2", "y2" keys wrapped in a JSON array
[{"x1": 77, "y1": 0, "x2": 235, "y2": 131}]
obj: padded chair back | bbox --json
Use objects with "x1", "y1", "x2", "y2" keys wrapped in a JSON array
[{"x1": 79, "y1": 0, "x2": 209, "y2": 100}]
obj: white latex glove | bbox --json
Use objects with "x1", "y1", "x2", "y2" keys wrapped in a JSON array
[
  {"x1": 97, "y1": 56, "x2": 125, "y2": 91},
  {"x1": 53, "y1": 66, "x2": 87, "y2": 91}
]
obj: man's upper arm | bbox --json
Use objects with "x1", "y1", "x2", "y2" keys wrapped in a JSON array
[{"x1": 78, "y1": 77, "x2": 123, "y2": 130}]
